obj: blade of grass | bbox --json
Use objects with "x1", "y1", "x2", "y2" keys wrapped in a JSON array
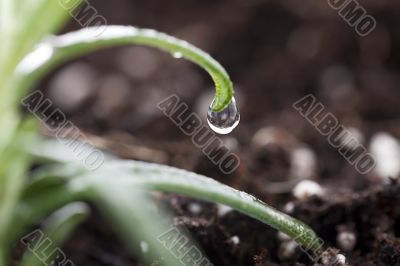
[
  {"x1": 91, "y1": 180, "x2": 204, "y2": 266},
  {"x1": 79, "y1": 161, "x2": 324, "y2": 253},
  {"x1": 19, "y1": 202, "x2": 89, "y2": 266},
  {"x1": 0, "y1": 0, "x2": 81, "y2": 256},
  {"x1": 11, "y1": 180, "x2": 85, "y2": 245},
  {"x1": 25, "y1": 142, "x2": 323, "y2": 253},
  {"x1": 1, "y1": 0, "x2": 82, "y2": 83},
  {"x1": 0, "y1": 120, "x2": 37, "y2": 250},
  {"x1": 0, "y1": 0, "x2": 82, "y2": 123},
  {"x1": 15, "y1": 168, "x2": 206, "y2": 266},
  {"x1": 17, "y1": 26, "x2": 234, "y2": 112}
]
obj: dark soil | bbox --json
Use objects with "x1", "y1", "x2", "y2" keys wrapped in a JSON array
[{"x1": 30, "y1": 0, "x2": 400, "y2": 265}]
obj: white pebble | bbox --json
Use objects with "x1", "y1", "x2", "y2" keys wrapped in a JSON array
[
  {"x1": 188, "y1": 203, "x2": 203, "y2": 214},
  {"x1": 293, "y1": 180, "x2": 324, "y2": 200},
  {"x1": 321, "y1": 252, "x2": 331, "y2": 265},
  {"x1": 370, "y1": 132, "x2": 400, "y2": 178},
  {"x1": 337, "y1": 231, "x2": 356, "y2": 251},
  {"x1": 290, "y1": 146, "x2": 316, "y2": 180},
  {"x1": 188, "y1": 203, "x2": 202, "y2": 214},
  {"x1": 284, "y1": 202, "x2": 295, "y2": 213},
  {"x1": 229, "y1": 236, "x2": 240, "y2": 245},
  {"x1": 335, "y1": 254, "x2": 346, "y2": 265},
  {"x1": 321, "y1": 251, "x2": 346, "y2": 266},
  {"x1": 278, "y1": 240, "x2": 298, "y2": 260}
]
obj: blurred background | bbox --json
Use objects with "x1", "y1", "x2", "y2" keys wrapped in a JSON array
[{"x1": 32, "y1": 0, "x2": 400, "y2": 265}]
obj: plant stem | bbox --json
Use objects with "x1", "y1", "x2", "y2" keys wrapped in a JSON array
[
  {"x1": 17, "y1": 26, "x2": 234, "y2": 112},
  {"x1": 82, "y1": 161, "x2": 324, "y2": 253},
  {"x1": 24, "y1": 156, "x2": 323, "y2": 253},
  {"x1": 16, "y1": 168, "x2": 206, "y2": 266}
]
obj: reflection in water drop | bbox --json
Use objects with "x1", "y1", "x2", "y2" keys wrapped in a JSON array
[
  {"x1": 172, "y1": 52, "x2": 183, "y2": 58},
  {"x1": 207, "y1": 97, "x2": 240, "y2": 134}
]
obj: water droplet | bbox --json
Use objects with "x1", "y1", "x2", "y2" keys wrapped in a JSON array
[
  {"x1": 172, "y1": 52, "x2": 183, "y2": 58},
  {"x1": 207, "y1": 97, "x2": 240, "y2": 134}
]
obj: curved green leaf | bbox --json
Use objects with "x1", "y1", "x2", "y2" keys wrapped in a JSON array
[
  {"x1": 17, "y1": 26, "x2": 234, "y2": 111},
  {"x1": 20, "y1": 202, "x2": 89, "y2": 266},
  {"x1": 23, "y1": 143, "x2": 324, "y2": 253},
  {"x1": 78, "y1": 161, "x2": 323, "y2": 252}
]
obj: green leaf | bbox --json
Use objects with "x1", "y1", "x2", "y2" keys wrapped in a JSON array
[
  {"x1": 17, "y1": 26, "x2": 234, "y2": 112},
  {"x1": 79, "y1": 161, "x2": 324, "y2": 253},
  {"x1": 0, "y1": 0, "x2": 82, "y2": 83},
  {"x1": 0, "y1": 0, "x2": 81, "y2": 257},
  {"x1": 19, "y1": 202, "x2": 89, "y2": 266},
  {"x1": 0, "y1": 120, "x2": 38, "y2": 248},
  {"x1": 16, "y1": 166, "x2": 206, "y2": 266},
  {"x1": 27, "y1": 141, "x2": 324, "y2": 253},
  {"x1": 91, "y1": 180, "x2": 204, "y2": 266}
]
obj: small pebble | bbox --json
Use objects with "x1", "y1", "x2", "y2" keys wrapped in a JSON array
[
  {"x1": 337, "y1": 231, "x2": 356, "y2": 251},
  {"x1": 293, "y1": 180, "x2": 324, "y2": 200},
  {"x1": 230, "y1": 236, "x2": 240, "y2": 245},
  {"x1": 284, "y1": 202, "x2": 295, "y2": 213},
  {"x1": 188, "y1": 203, "x2": 202, "y2": 214},
  {"x1": 290, "y1": 146, "x2": 316, "y2": 180},
  {"x1": 321, "y1": 252, "x2": 330, "y2": 265},
  {"x1": 278, "y1": 240, "x2": 298, "y2": 260},
  {"x1": 370, "y1": 132, "x2": 400, "y2": 179},
  {"x1": 335, "y1": 254, "x2": 346, "y2": 265},
  {"x1": 320, "y1": 251, "x2": 346, "y2": 266}
]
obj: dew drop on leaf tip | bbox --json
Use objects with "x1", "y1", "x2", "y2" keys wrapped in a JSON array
[{"x1": 207, "y1": 96, "x2": 240, "y2": 134}]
